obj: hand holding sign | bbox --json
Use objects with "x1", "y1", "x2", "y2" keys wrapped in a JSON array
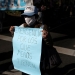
[
  {"x1": 9, "y1": 26, "x2": 15, "y2": 35},
  {"x1": 42, "y1": 30, "x2": 48, "y2": 39}
]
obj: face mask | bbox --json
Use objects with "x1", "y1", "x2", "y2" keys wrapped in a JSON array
[{"x1": 25, "y1": 16, "x2": 36, "y2": 26}]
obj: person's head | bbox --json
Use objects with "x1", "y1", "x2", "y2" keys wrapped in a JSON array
[{"x1": 21, "y1": 5, "x2": 38, "y2": 26}]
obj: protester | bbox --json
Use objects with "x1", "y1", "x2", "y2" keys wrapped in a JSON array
[
  {"x1": 33, "y1": 0, "x2": 51, "y2": 26},
  {"x1": 9, "y1": 5, "x2": 62, "y2": 75}
]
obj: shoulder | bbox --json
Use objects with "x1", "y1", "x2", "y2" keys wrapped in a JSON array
[
  {"x1": 19, "y1": 24, "x2": 24, "y2": 27},
  {"x1": 35, "y1": 23, "x2": 49, "y2": 31},
  {"x1": 34, "y1": 23, "x2": 42, "y2": 28},
  {"x1": 19, "y1": 23, "x2": 27, "y2": 27}
]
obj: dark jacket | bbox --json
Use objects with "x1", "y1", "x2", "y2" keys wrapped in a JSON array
[{"x1": 33, "y1": 0, "x2": 50, "y2": 11}]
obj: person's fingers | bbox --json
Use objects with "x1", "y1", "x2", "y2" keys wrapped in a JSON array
[
  {"x1": 43, "y1": 30, "x2": 48, "y2": 34},
  {"x1": 41, "y1": 30, "x2": 48, "y2": 34},
  {"x1": 9, "y1": 26, "x2": 12, "y2": 31},
  {"x1": 9, "y1": 26, "x2": 14, "y2": 32},
  {"x1": 9, "y1": 27, "x2": 12, "y2": 32},
  {"x1": 42, "y1": 30, "x2": 48, "y2": 38}
]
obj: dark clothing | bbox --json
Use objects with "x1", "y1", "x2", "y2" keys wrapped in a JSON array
[
  {"x1": 41, "y1": 9, "x2": 50, "y2": 25},
  {"x1": 33, "y1": 0, "x2": 51, "y2": 26},
  {"x1": 20, "y1": 22, "x2": 53, "y2": 75},
  {"x1": 33, "y1": 0, "x2": 50, "y2": 11},
  {"x1": 15, "y1": 22, "x2": 61, "y2": 75}
]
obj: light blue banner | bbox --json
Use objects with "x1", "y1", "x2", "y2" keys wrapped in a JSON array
[
  {"x1": 12, "y1": 26, "x2": 42, "y2": 75},
  {"x1": 0, "y1": 0, "x2": 26, "y2": 10}
]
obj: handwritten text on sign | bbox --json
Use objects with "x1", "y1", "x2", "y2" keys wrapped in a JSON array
[{"x1": 12, "y1": 26, "x2": 42, "y2": 75}]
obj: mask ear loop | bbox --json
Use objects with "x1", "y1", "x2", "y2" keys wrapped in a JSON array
[
  {"x1": 29, "y1": 16, "x2": 37, "y2": 25},
  {"x1": 28, "y1": 19, "x2": 32, "y2": 25},
  {"x1": 28, "y1": 18, "x2": 36, "y2": 26}
]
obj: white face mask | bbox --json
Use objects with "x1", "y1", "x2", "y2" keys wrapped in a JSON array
[{"x1": 25, "y1": 16, "x2": 36, "y2": 26}]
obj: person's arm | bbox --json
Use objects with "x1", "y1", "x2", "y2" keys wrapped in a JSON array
[{"x1": 9, "y1": 23, "x2": 24, "y2": 36}]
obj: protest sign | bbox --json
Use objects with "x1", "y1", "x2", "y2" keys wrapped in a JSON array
[
  {"x1": 12, "y1": 26, "x2": 42, "y2": 75},
  {"x1": 0, "y1": 0, "x2": 33, "y2": 10}
]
